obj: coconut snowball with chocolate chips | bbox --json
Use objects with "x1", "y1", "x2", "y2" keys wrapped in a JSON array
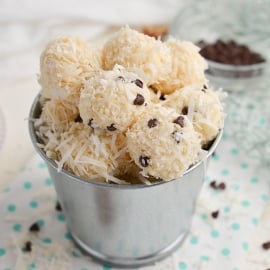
[
  {"x1": 35, "y1": 26, "x2": 224, "y2": 184},
  {"x1": 126, "y1": 106, "x2": 202, "y2": 181},
  {"x1": 163, "y1": 85, "x2": 224, "y2": 146},
  {"x1": 79, "y1": 65, "x2": 151, "y2": 132}
]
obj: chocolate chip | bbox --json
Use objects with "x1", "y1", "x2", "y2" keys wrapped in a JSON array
[
  {"x1": 262, "y1": 241, "x2": 270, "y2": 250},
  {"x1": 88, "y1": 118, "x2": 94, "y2": 127},
  {"x1": 210, "y1": 180, "x2": 217, "y2": 189},
  {"x1": 203, "y1": 84, "x2": 208, "y2": 89},
  {"x1": 23, "y1": 241, "x2": 32, "y2": 252},
  {"x1": 181, "y1": 106, "x2": 188, "y2": 115},
  {"x1": 133, "y1": 94, "x2": 145, "y2": 105},
  {"x1": 147, "y1": 118, "x2": 158, "y2": 128},
  {"x1": 117, "y1": 76, "x2": 125, "y2": 82},
  {"x1": 29, "y1": 222, "x2": 40, "y2": 232},
  {"x1": 218, "y1": 182, "x2": 226, "y2": 190},
  {"x1": 211, "y1": 210, "x2": 219, "y2": 219},
  {"x1": 55, "y1": 201, "x2": 62, "y2": 212},
  {"x1": 159, "y1": 95, "x2": 166, "y2": 101},
  {"x1": 201, "y1": 88, "x2": 206, "y2": 93},
  {"x1": 173, "y1": 116, "x2": 185, "y2": 127},
  {"x1": 139, "y1": 155, "x2": 150, "y2": 167},
  {"x1": 107, "y1": 124, "x2": 117, "y2": 131},
  {"x1": 132, "y1": 79, "x2": 143, "y2": 88},
  {"x1": 172, "y1": 130, "x2": 182, "y2": 143},
  {"x1": 209, "y1": 180, "x2": 226, "y2": 191},
  {"x1": 75, "y1": 115, "x2": 83, "y2": 123}
]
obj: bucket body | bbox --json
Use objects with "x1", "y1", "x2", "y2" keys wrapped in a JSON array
[{"x1": 29, "y1": 94, "x2": 222, "y2": 268}]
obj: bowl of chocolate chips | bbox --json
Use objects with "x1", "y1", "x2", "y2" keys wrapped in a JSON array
[
  {"x1": 170, "y1": 0, "x2": 269, "y2": 92},
  {"x1": 197, "y1": 39, "x2": 267, "y2": 92}
]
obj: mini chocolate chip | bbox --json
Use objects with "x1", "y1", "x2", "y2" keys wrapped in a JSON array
[
  {"x1": 211, "y1": 210, "x2": 219, "y2": 219},
  {"x1": 181, "y1": 106, "x2": 188, "y2": 115},
  {"x1": 210, "y1": 180, "x2": 217, "y2": 189},
  {"x1": 88, "y1": 118, "x2": 94, "y2": 127},
  {"x1": 139, "y1": 155, "x2": 150, "y2": 167},
  {"x1": 23, "y1": 241, "x2": 32, "y2": 252},
  {"x1": 148, "y1": 118, "x2": 158, "y2": 128},
  {"x1": 75, "y1": 115, "x2": 83, "y2": 123},
  {"x1": 203, "y1": 84, "x2": 208, "y2": 89},
  {"x1": 107, "y1": 124, "x2": 117, "y2": 131},
  {"x1": 133, "y1": 94, "x2": 145, "y2": 105},
  {"x1": 262, "y1": 241, "x2": 270, "y2": 250},
  {"x1": 133, "y1": 79, "x2": 143, "y2": 88},
  {"x1": 117, "y1": 76, "x2": 125, "y2": 82},
  {"x1": 55, "y1": 201, "x2": 62, "y2": 211},
  {"x1": 201, "y1": 88, "x2": 206, "y2": 93},
  {"x1": 29, "y1": 222, "x2": 40, "y2": 232},
  {"x1": 160, "y1": 95, "x2": 166, "y2": 101},
  {"x1": 172, "y1": 130, "x2": 182, "y2": 143},
  {"x1": 173, "y1": 116, "x2": 185, "y2": 127},
  {"x1": 218, "y1": 182, "x2": 226, "y2": 190},
  {"x1": 209, "y1": 180, "x2": 226, "y2": 191}
]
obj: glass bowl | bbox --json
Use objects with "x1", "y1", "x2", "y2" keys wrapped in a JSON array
[{"x1": 169, "y1": 0, "x2": 270, "y2": 92}]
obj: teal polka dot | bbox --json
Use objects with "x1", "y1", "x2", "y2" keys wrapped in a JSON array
[
  {"x1": 0, "y1": 248, "x2": 6, "y2": 256},
  {"x1": 211, "y1": 153, "x2": 220, "y2": 161},
  {"x1": 103, "y1": 266, "x2": 112, "y2": 270},
  {"x1": 39, "y1": 162, "x2": 46, "y2": 169},
  {"x1": 28, "y1": 262, "x2": 36, "y2": 269},
  {"x1": 81, "y1": 268, "x2": 89, "y2": 270},
  {"x1": 204, "y1": 175, "x2": 210, "y2": 182},
  {"x1": 200, "y1": 213, "x2": 208, "y2": 220},
  {"x1": 71, "y1": 250, "x2": 80, "y2": 257},
  {"x1": 13, "y1": 223, "x2": 22, "y2": 232},
  {"x1": 240, "y1": 163, "x2": 248, "y2": 169},
  {"x1": 230, "y1": 148, "x2": 238, "y2": 155},
  {"x1": 29, "y1": 200, "x2": 39, "y2": 209},
  {"x1": 65, "y1": 232, "x2": 72, "y2": 240},
  {"x1": 45, "y1": 177, "x2": 53, "y2": 186},
  {"x1": 252, "y1": 217, "x2": 258, "y2": 226},
  {"x1": 200, "y1": 255, "x2": 209, "y2": 261},
  {"x1": 250, "y1": 177, "x2": 259, "y2": 184},
  {"x1": 242, "y1": 242, "x2": 249, "y2": 251},
  {"x1": 221, "y1": 248, "x2": 230, "y2": 256},
  {"x1": 233, "y1": 184, "x2": 240, "y2": 191},
  {"x1": 210, "y1": 230, "x2": 219, "y2": 238},
  {"x1": 261, "y1": 194, "x2": 269, "y2": 202},
  {"x1": 37, "y1": 219, "x2": 45, "y2": 228},
  {"x1": 42, "y1": 237, "x2": 52, "y2": 244},
  {"x1": 221, "y1": 169, "x2": 229, "y2": 176},
  {"x1": 231, "y1": 223, "x2": 240, "y2": 230},
  {"x1": 23, "y1": 181, "x2": 32, "y2": 190},
  {"x1": 258, "y1": 118, "x2": 266, "y2": 126},
  {"x1": 241, "y1": 200, "x2": 250, "y2": 207},
  {"x1": 7, "y1": 204, "x2": 16, "y2": 212},
  {"x1": 4, "y1": 187, "x2": 11, "y2": 193},
  {"x1": 58, "y1": 213, "x2": 66, "y2": 222},
  {"x1": 222, "y1": 132, "x2": 228, "y2": 140},
  {"x1": 223, "y1": 206, "x2": 230, "y2": 213},
  {"x1": 190, "y1": 236, "x2": 198, "y2": 245},
  {"x1": 4, "y1": 268, "x2": 11, "y2": 270},
  {"x1": 179, "y1": 262, "x2": 187, "y2": 269}
]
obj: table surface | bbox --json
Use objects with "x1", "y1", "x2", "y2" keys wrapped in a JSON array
[{"x1": 0, "y1": 9, "x2": 270, "y2": 270}]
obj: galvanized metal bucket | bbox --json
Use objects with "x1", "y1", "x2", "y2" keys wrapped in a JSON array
[{"x1": 29, "y1": 94, "x2": 223, "y2": 268}]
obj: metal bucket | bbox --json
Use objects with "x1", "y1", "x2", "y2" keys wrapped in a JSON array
[{"x1": 29, "y1": 94, "x2": 223, "y2": 268}]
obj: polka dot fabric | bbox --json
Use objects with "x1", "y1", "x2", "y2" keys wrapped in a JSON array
[{"x1": 0, "y1": 134, "x2": 269, "y2": 270}]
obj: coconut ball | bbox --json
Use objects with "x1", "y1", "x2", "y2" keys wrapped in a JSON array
[
  {"x1": 55, "y1": 122, "x2": 128, "y2": 184},
  {"x1": 163, "y1": 85, "x2": 224, "y2": 145},
  {"x1": 40, "y1": 99, "x2": 79, "y2": 131},
  {"x1": 102, "y1": 26, "x2": 171, "y2": 85},
  {"x1": 126, "y1": 105, "x2": 202, "y2": 181},
  {"x1": 39, "y1": 36, "x2": 101, "y2": 102},
  {"x1": 153, "y1": 38, "x2": 207, "y2": 94},
  {"x1": 79, "y1": 66, "x2": 151, "y2": 132}
]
